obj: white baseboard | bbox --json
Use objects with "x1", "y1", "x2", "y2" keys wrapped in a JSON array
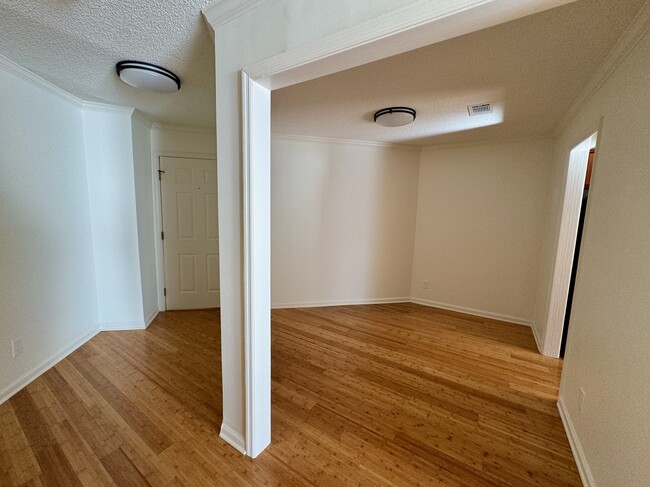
[
  {"x1": 410, "y1": 297, "x2": 533, "y2": 327},
  {"x1": 220, "y1": 422, "x2": 246, "y2": 455},
  {"x1": 557, "y1": 396, "x2": 595, "y2": 487},
  {"x1": 144, "y1": 310, "x2": 159, "y2": 329},
  {"x1": 531, "y1": 322, "x2": 544, "y2": 354},
  {"x1": 99, "y1": 320, "x2": 147, "y2": 331},
  {"x1": 271, "y1": 297, "x2": 410, "y2": 309},
  {"x1": 0, "y1": 327, "x2": 99, "y2": 405}
]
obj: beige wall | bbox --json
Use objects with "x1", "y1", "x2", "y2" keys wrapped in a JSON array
[
  {"x1": 544, "y1": 27, "x2": 650, "y2": 486},
  {"x1": 411, "y1": 139, "x2": 553, "y2": 325},
  {"x1": 271, "y1": 136, "x2": 420, "y2": 306}
]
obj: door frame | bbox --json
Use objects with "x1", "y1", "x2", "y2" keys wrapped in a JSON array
[
  {"x1": 542, "y1": 125, "x2": 601, "y2": 357},
  {"x1": 152, "y1": 150, "x2": 218, "y2": 311},
  {"x1": 205, "y1": 0, "x2": 576, "y2": 458}
]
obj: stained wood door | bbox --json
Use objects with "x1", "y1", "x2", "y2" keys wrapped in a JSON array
[{"x1": 160, "y1": 156, "x2": 219, "y2": 310}]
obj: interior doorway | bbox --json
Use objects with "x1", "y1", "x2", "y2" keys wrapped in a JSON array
[
  {"x1": 543, "y1": 132, "x2": 598, "y2": 358},
  {"x1": 159, "y1": 156, "x2": 220, "y2": 310},
  {"x1": 561, "y1": 148, "x2": 595, "y2": 356}
]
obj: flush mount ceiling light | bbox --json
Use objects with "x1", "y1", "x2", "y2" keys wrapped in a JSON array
[
  {"x1": 116, "y1": 60, "x2": 181, "y2": 94},
  {"x1": 374, "y1": 106, "x2": 416, "y2": 127}
]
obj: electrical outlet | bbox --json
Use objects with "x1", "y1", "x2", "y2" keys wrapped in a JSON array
[
  {"x1": 579, "y1": 388, "x2": 586, "y2": 413},
  {"x1": 11, "y1": 338, "x2": 24, "y2": 358},
  {"x1": 422, "y1": 280, "x2": 429, "y2": 290}
]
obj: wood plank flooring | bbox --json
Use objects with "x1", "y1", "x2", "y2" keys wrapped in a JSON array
[{"x1": 0, "y1": 304, "x2": 581, "y2": 486}]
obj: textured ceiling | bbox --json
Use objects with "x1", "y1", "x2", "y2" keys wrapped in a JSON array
[
  {"x1": 0, "y1": 0, "x2": 643, "y2": 137},
  {"x1": 272, "y1": 0, "x2": 645, "y2": 146},
  {"x1": 0, "y1": 0, "x2": 215, "y2": 127}
]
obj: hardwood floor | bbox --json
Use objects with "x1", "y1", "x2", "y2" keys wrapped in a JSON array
[{"x1": 0, "y1": 304, "x2": 581, "y2": 486}]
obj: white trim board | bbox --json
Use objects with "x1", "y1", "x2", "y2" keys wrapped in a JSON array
[
  {"x1": 271, "y1": 297, "x2": 411, "y2": 309},
  {"x1": 410, "y1": 297, "x2": 533, "y2": 327},
  {"x1": 0, "y1": 327, "x2": 99, "y2": 405},
  {"x1": 204, "y1": 0, "x2": 575, "y2": 460},
  {"x1": 530, "y1": 322, "x2": 544, "y2": 355},
  {"x1": 271, "y1": 133, "x2": 421, "y2": 151},
  {"x1": 203, "y1": 0, "x2": 267, "y2": 30},
  {"x1": 145, "y1": 310, "x2": 159, "y2": 329},
  {"x1": 556, "y1": 0, "x2": 650, "y2": 135},
  {"x1": 558, "y1": 396, "x2": 596, "y2": 487},
  {"x1": 220, "y1": 423, "x2": 246, "y2": 455},
  {"x1": 99, "y1": 321, "x2": 148, "y2": 331},
  {"x1": 244, "y1": 0, "x2": 577, "y2": 90},
  {"x1": 0, "y1": 53, "x2": 82, "y2": 108}
]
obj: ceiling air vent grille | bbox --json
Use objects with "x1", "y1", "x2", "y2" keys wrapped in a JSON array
[{"x1": 468, "y1": 103, "x2": 493, "y2": 116}]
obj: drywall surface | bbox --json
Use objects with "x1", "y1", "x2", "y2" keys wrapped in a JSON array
[
  {"x1": 552, "y1": 28, "x2": 650, "y2": 487},
  {"x1": 271, "y1": 137, "x2": 419, "y2": 306},
  {"x1": 150, "y1": 125, "x2": 216, "y2": 156},
  {"x1": 411, "y1": 139, "x2": 552, "y2": 324},
  {"x1": 0, "y1": 57, "x2": 98, "y2": 400},
  {"x1": 132, "y1": 115, "x2": 157, "y2": 324},
  {"x1": 82, "y1": 105, "x2": 145, "y2": 328}
]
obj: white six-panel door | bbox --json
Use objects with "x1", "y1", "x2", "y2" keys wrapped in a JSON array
[{"x1": 160, "y1": 156, "x2": 219, "y2": 310}]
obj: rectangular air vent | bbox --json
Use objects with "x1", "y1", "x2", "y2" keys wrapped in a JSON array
[{"x1": 468, "y1": 103, "x2": 493, "y2": 116}]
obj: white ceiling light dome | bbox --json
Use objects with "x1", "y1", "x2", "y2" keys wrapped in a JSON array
[
  {"x1": 374, "y1": 106, "x2": 416, "y2": 127},
  {"x1": 116, "y1": 61, "x2": 181, "y2": 94}
]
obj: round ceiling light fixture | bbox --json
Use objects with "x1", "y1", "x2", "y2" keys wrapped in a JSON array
[
  {"x1": 374, "y1": 106, "x2": 416, "y2": 127},
  {"x1": 116, "y1": 60, "x2": 181, "y2": 94}
]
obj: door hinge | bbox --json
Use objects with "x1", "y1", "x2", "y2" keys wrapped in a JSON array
[
  {"x1": 163, "y1": 288, "x2": 167, "y2": 297},
  {"x1": 161, "y1": 231, "x2": 165, "y2": 240},
  {"x1": 158, "y1": 169, "x2": 165, "y2": 181}
]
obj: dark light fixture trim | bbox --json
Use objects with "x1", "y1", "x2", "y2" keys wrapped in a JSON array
[
  {"x1": 116, "y1": 60, "x2": 181, "y2": 92},
  {"x1": 374, "y1": 106, "x2": 416, "y2": 127}
]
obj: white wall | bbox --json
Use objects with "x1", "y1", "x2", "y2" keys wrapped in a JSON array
[
  {"x1": 544, "y1": 24, "x2": 650, "y2": 487},
  {"x1": 0, "y1": 56, "x2": 98, "y2": 401},
  {"x1": 271, "y1": 136, "x2": 419, "y2": 307},
  {"x1": 411, "y1": 139, "x2": 553, "y2": 325},
  {"x1": 83, "y1": 106, "x2": 146, "y2": 329},
  {"x1": 132, "y1": 115, "x2": 157, "y2": 324},
  {"x1": 150, "y1": 125, "x2": 216, "y2": 156}
]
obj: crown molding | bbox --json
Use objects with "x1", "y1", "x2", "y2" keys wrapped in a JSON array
[
  {"x1": 151, "y1": 122, "x2": 215, "y2": 135},
  {"x1": 0, "y1": 53, "x2": 82, "y2": 107},
  {"x1": 132, "y1": 109, "x2": 153, "y2": 128},
  {"x1": 244, "y1": 0, "x2": 577, "y2": 89},
  {"x1": 271, "y1": 133, "x2": 421, "y2": 151},
  {"x1": 81, "y1": 101, "x2": 134, "y2": 116},
  {"x1": 555, "y1": 0, "x2": 650, "y2": 135},
  {"x1": 202, "y1": 0, "x2": 267, "y2": 31}
]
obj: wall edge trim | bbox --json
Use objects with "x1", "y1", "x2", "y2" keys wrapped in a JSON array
[
  {"x1": 557, "y1": 396, "x2": 596, "y2": 487},
  {"x1": 271, "y1": 133, "x2": 422, "y2": 151},
  {"x1": 144, "y1": 310, "x2": 159, "y2": 329},
  {"x1": 555, "y1": 0, "x2": 650, "y2": 135},
  {"x1": 220, "y1": 422, "x2": 247, "y2": 455},
  {"x1": 271, "y1": 297, "x2": 411, "y2": 309},
  {"x1": 99, "y1": 321, "x2": 147, "y2": 331},
  {"x1": 202, "y1": 0, "x2": 267, "y2": 30},
  {"x1": 0, "y1": 327, "x2": 99, "y2": 405},
  {"x1": 410, "y1": 297, "x2": 533, "y2": 327},
  {"x1": 0, "y1": 53, "x2": 82, "y2": 107},
  {"x1": 530, "y1": 321, "x2": 544, "y2": 354},
  {"x1": 82, "y1": 101, "x2": 134, "y2": 115}
]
